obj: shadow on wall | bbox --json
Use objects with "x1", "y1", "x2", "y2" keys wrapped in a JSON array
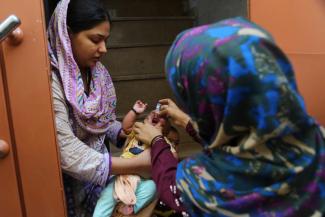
[{"x1": 188, "y1": 0, "x2": 248, "y2": 25}]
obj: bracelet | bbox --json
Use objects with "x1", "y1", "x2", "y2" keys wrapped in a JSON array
[
  {"x1": 131, "y1": 107, "x2": 139, "y2": 115},
  {"x1": 150, "y1": 135, "x2": 164, "y2": 146}
]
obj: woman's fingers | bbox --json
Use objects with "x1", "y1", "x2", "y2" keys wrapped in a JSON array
[
  {"x1": 160, "y1": 104, "x2": 168, "y2": 111},
  {"x1": 133, "y1": 122, "x2": 142, "y2": 127},
  {"x1": 133, "y1": 121, "x2": 163, "y2": 144},
  {"x1": 159, "y1": 104, "x2": 175, "y2": 116},
  {"x1": 158, "y1": 98, "x2": 168, "y2": 105},
  {"x1": 159, "y1": 98, "x2": 173, "y2": 106},
  {"x1": 133, "y1": 122, "x2": 143, "y2": 133},
  {"x1": 160, "y1": 104, "x2": 190, "y2": 128},
  {"x1": 143, "y1": 118, "x2": 150, "y2": 124},
  {"x1": 154, "y1": 121, "x2": 163, "y2": 130},
  {"x1": 159, "y1": 108, "x2": 169, "y2": 117}
]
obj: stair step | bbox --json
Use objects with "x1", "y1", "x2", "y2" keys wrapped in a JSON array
[
  {"x1": 114, "y1": 78, "x2": 174, "y2": 116},
  {"x1": 112, "y1": 74, "x2": 165, "y2": 82},
  {"x1": 103, "y1": 46, "x2": 169, "y2": 78},
  {"x1": 108, "y1": 17, "x2": 194, "y2": 47},
  {"x1": 104, "y1": 0, "x2": 187, "y2": 17},
  {"x1": 111, "y1": 16, "x2": 195, "y2": 21}
]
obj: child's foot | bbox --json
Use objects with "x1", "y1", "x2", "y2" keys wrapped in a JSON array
[{"x1": 118, "y1": 204, "x2": 134, "y2": 215}]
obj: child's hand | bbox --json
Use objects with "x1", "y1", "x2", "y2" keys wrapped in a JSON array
[{"x1": 133, "y1": 100, "x2": 147, "y2": 114}]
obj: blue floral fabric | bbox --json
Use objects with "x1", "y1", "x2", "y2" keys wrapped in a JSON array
[{"x1": 165, "y1": 17, "x2": 325, "y2": 216}]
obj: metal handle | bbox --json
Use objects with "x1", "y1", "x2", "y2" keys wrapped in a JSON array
[
  {"x1": 0, "y1": 15, "x2": 21, "y2": 43},
  {"x1": 0, "y1": 140, "x2": 10, "y2": 159}
]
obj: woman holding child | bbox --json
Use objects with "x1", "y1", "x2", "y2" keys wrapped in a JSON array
[{"x1": 48, "y1": 0, "x2": 152, "y2": 216}]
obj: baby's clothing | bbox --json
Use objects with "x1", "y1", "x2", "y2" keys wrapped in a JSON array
[
  {"x1": 93, "y1": 131, "x2": 156, "y2": 217},
  {"x1": 93, "y1": 176, "x2": 156, "y2": 217},
  {"x1": 120, "y1": 131, "x2": 150, "y2": 159}
]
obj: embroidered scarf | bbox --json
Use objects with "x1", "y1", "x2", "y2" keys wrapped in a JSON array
[
  {"x1": 166, "y1": 17, "x2": 325, "y2": 216},
  {"x1": 47, "y1": 0, "x2": 116, "y2": 134}
]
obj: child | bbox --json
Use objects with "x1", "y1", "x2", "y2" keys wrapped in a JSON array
[{"x1": 93, "y1": 100, "x2": 172, "y2": 217}]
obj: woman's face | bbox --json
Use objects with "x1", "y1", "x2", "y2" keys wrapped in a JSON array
[{"x1": 69, "y1": 21, "x2": 110, "y2": 71}]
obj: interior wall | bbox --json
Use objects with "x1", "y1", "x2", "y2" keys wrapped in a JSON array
[
  {"x1": 188, "y1": 0, "x2": 248, "y2": 25},
  {"x1": 250, "y1": 0, "x2": 325, "y2": 125}
]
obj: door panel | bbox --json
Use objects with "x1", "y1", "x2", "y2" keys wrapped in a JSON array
[
  {"x1": 1, "y1": 0, "x2": 66, "y2": 216},
  {"x1": 0, "y1": 47, "x2": 23, "y2": 217},
  {"x1": 250, "y1": 0, "x2": 325, "y2": 125}
]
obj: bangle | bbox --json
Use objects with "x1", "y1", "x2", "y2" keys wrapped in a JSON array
[{"x1": 131, "y1": 108, "x2": 139, "y2": 115}]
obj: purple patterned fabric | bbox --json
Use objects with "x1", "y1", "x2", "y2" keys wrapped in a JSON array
[
  {"x1": 48, "y1": 0, "x2": 120, "y2": 215},
  {"x1": 47, "y1": 0, "x2": 117, "y2": 134}
]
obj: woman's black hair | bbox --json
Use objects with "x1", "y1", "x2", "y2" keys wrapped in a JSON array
[{"x1": 67, "y1": 0, "x2": 111, "y2": 33}]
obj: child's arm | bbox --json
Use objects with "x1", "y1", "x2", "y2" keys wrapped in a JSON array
[{"x1": 122, "y1": 100, "x2": 147, "y2": 134}]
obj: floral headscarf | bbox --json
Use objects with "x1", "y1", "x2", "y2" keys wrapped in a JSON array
[
  {"x1": 48, "y1": 0, "x2": 116, "y2": 134},
  {"x1": 166, "y1": 17, "x2": 325, "y2": 216}
]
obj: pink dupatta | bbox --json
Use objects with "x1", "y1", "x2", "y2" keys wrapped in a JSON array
[{"x1": 47, "y1": 0, "x2": 116, "y2": 134}]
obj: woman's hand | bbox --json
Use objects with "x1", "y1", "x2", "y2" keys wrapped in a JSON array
[
  {"x1": 159, "y1": 98, "x2": 190, "y2": 129},
  {"x1": 133, "y1": 120, "x2": 163, "y2": 145}
]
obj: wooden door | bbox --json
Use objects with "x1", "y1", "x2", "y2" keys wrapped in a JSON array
[
  {"x1": 0, "y1": 0, "x2": 66, "y2": 216},
  {"x1": 0, "y1": 49, "x2": 23, "y2": 217},
  {"x1": 249, "y1": 0, "x2": 325, "y2": 125}
]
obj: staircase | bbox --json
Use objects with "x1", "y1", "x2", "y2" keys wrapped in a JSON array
[{"x1": 102, "y1": 0, "x2": 201, "y2": 157}]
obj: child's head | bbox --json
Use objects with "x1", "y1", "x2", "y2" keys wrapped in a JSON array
[{"x1": 145, "y1": 110, "x2": 171, "y2": 136}]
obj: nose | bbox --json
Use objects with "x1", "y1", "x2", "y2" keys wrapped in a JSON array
[{"x1": 98, "y1": 41, "x2": 107, "y2": 54}]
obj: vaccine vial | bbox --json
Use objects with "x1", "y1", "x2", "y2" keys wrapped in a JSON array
[{"x1": 155, "y1": 103, "x2": 161, "y2": 113}]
